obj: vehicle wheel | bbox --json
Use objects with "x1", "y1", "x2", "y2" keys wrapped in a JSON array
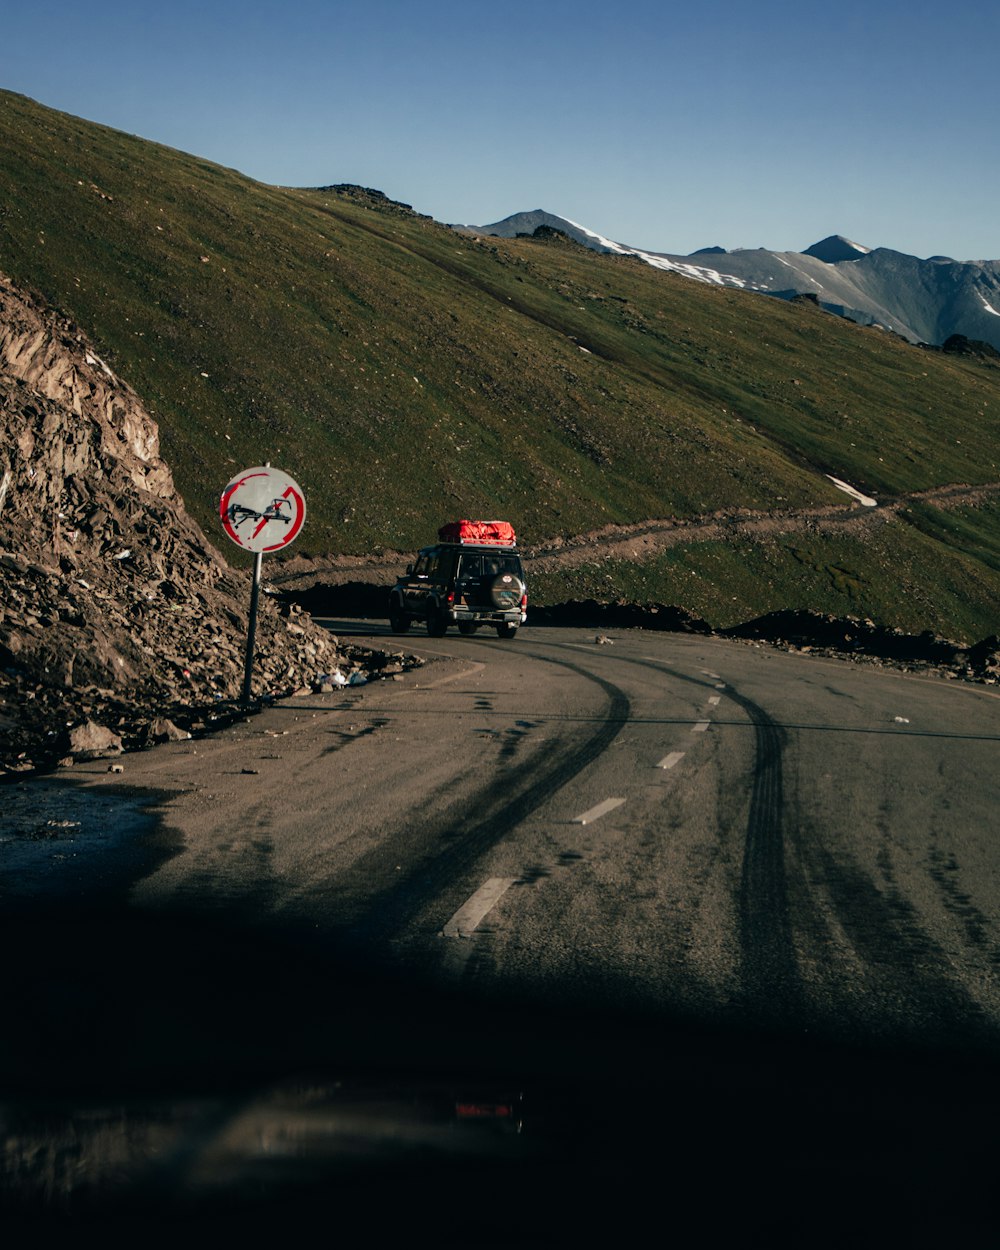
[
  {"x1": 496, "y1": 623, "x2": 518, "y2": 639},
  {"x1": 426, "y1": 606, "x2": 448, "y2": 637},
  {"x1": 388, "y1": 600, "x2": 410, "y2": 633},
  {"x1": 489, "y1": 573, "x2": 525, "y2": 610},
  {"x1": 458, "y1": 621, "x2": 480, "y2": 635}
]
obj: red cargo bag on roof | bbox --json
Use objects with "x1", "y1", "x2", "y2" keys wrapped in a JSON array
[{"x1": 438, "y1": 519, "x2": 516, "y2": 546}]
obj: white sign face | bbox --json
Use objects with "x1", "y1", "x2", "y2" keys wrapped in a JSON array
[{"x1": 219, "y1": 466, "x2": 306, "y2": 553}]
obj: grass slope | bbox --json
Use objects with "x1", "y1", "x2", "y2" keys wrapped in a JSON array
[
  {"x1": 531, "y1": 503, "x2": 1000, "y2": 641},
  {"x1": 2, "y1": 90, "x2": 1000, "y2": 639}
]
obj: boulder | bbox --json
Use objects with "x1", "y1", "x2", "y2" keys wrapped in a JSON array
[{"x1": 66, "y1": 719, "x2": 123, "y2": 759}]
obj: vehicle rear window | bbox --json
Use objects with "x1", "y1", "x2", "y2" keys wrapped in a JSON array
[
  {"x1": 456, "y1": 553, "x2": 521, "y2": 578},
  {"x1": 483, "y1": 554, "x2": 521, "y2": 577}
]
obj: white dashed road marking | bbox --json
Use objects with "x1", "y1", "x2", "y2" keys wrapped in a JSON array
[
  {"x1": 656, "y1": 751, "x2": 686, "y2": 770},
  {"x1": 692, "y1": 721, "x2": 710, "y2": 733},
  {"x1": 573, "y1": 798, "x2": 626, "y2": 825},
  {"x1": 708, "y1": 696, "x2": 721, "y2": 706},
  {"x1": 443, "y1": 877, "x2": 517, "y2": 938}
]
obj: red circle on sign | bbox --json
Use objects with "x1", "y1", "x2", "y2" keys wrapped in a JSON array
[{"x1": 219, "y1": 466, "x2": 306, "y2": 553}]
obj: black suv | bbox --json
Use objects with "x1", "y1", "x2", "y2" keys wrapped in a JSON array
[{"x1": 389, "y1": 543, "x2": 528, "y2": 638}]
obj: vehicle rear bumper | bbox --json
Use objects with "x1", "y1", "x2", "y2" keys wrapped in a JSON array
[{"x1": 450, "y1": 607, "x2": 526, "y2": 625}]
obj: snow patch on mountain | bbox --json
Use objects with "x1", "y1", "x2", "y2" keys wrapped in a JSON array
[
  {"x1": 826, "y1": 476, "x2": 877, "y2": 507},
  {"x1": 560, "y1": 216, "x2": 740, "y2": 283},
  {"x1": 459, "y1": 211, "x2": 1000, "y2": 350}
]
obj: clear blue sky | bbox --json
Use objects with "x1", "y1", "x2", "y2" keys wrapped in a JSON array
[{"x1": 5, "y1": 0, "x2": 999, "y2": 260}]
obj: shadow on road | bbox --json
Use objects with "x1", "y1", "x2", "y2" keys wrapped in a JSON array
[{"x1": 4, "y1": 900, "x2": 1000, "y2": 1235}]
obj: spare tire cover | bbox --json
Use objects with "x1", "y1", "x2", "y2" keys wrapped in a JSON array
[{"x1": 490, "y1": 573, "x2": 524, "y2": 609}]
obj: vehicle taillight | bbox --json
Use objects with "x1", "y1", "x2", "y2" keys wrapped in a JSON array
[
  {"x1": 446, "y1": 591, "x2": 455, "y2": 605},
  {"x1": 520, "y1": 593, "x2": 528, "y2": 609}
]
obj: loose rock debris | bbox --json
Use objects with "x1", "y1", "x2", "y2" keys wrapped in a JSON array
[{"x1": 0, "y1": 272, "x2": 421, "y2": 776}]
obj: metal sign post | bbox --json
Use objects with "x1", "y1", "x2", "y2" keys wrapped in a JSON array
[
  {"x1": 218, "y1": 464, "x2": 307, "y2": 705},
  {"x1": 242, "y1": 549, "x2": 264, "y2": 705}
]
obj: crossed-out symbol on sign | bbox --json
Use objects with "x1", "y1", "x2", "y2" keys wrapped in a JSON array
[
  {"x1": 227, "y1": 493, "x2": 294, "y2": 538},
  {"x1": 219, "y1": 467, "x2": 306, "y2": 554}
]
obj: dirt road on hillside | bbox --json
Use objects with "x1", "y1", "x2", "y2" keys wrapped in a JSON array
[{"x1": 273, "y1": 481, "x2": 1000, "y2": 588}]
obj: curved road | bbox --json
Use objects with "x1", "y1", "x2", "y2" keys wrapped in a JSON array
[
  {"x1": 54, "y1": 619, "x2": 999, "y2": 1053},
  {"x1": 8, "y1": 621, "x2": 1000, "y2": 1228}
]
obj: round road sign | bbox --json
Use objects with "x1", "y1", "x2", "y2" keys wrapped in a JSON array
[{"x1": 219, "y1": 466, "x2": 306, "y2": 553}]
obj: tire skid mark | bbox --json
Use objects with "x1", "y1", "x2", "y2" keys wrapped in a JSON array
[
  {"x1": 928, "y1": 849, "x2": 996, "y2": 957},
  {"x1": 796, "y1": 838, "x2": 996, "y2": 1046},
  {"x1": 605, "y1": 647, "x2": 993, "y2": 1037},
  {"x1": 554, "y1": 645, "x2": 802, "y2": 1018},
  {"x1": 723, "y1": 691, "x2": 801, "y2": 1018},
  {"x1": 481, "y1": 641, "x2": 998, "y2": 1040},
  {"x1": 336, "y1": 650, "x2": 631, "y2": 948}
]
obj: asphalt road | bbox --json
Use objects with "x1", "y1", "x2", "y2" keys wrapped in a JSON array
[
  {"x1": 88, "y1": 619, "x2": 1000, "y2": 1045},
  {"x1": 5, "y1": 622, "x2": 1000, "y2": 1231}
]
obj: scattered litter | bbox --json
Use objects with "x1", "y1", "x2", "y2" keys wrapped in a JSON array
[
  {"x1": 595, "y1": 635, "x2": 614, "y2": 645},
  {"x1": 313, "y1": 670, "x2": 349, "y2": 692},
  {"x1": 107, "y1": 763, "x2": 124, "y2": 773},
  {"x1": 893, "y1": 716, "x2": 910, "y2": 724},
  {"x1": 113, "y1": 549, "x2": 132, "y2": 560},
  {"x1": 348, "y1": 671, "x2": 368, "y2": 686},
  {"x1": 241, "y1": 768, "x2": 259, "y2": 775}
]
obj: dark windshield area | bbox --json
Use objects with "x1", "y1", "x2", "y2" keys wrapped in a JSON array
[{"x1": 457, "y1": 552, "x2": 521, "y2": 579}]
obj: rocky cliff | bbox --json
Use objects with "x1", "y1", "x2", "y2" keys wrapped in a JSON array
[{"x1": 0, "y1": 273, "x2": 396, "y2": 774}]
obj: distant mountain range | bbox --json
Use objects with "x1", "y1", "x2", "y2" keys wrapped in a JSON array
[{"x1": 456, "y1": 210, "x2": 1000, "y2": 351}]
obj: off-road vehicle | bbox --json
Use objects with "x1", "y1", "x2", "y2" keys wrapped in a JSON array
[{"x1": 388, "y1": 520, "x2": 528, "y2": 639}]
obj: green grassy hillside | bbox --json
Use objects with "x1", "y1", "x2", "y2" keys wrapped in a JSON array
[
  {"x1": 2, "y1": 90, "x2": 1000, "y2": 639},
  {"x1": 529, "y1": 500, "x2": 1000, "y2": 642}
]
